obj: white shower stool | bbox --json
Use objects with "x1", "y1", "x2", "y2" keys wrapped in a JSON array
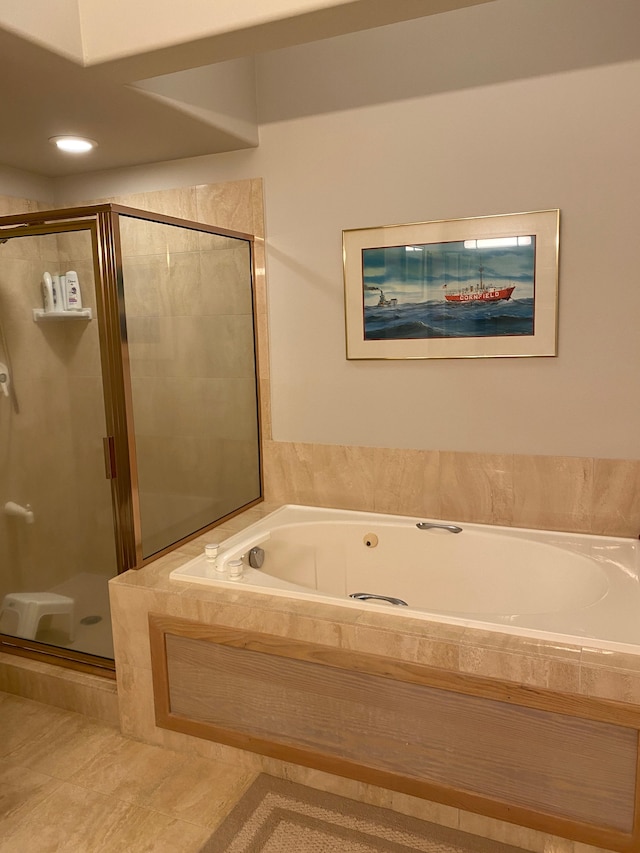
[{"x1": 0, "y1": 592, "x2": 75, "y2": 641}]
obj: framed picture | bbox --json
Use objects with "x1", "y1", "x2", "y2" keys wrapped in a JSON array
[{"x1": 343, "y1": 209, "x2": 559, "y2": 359}]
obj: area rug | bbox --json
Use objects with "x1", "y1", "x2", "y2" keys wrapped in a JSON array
[{"x1": 199, "y1": 774, "x2": 524, "y2": 853}]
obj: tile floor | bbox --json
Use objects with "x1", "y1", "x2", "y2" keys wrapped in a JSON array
[
  {"x1": 0, "y1": 691, "x2": 256, "y2": 852},
  {"x1": 0, "y1": 690, "x2": 613, "y2": 853}
]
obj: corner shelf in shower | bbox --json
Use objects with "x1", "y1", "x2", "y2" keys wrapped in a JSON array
[{"x1": 32, "y1": 308, "x2": 93, "y2": 322}]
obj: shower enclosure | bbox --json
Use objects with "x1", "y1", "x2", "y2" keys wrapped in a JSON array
[{"x1": 0, "y1": 204, "x2": 262, "y2": 671}]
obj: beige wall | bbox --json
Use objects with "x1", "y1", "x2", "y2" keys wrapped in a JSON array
[
  {"x1": 258, "y1": 65, "x2": 640, "y2": 461},
  {"x1": 4, "y1": 1, "x2": 640, "y2": 538},
  {"x1": 54, "y1": 2, "x2": 640, "y2": 464}
]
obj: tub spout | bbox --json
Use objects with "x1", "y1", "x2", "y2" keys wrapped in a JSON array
[{"x1": 416, "y1": 521, "x2": 463, "y2": 533}]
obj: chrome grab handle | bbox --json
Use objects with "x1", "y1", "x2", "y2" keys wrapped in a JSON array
[
  {"x1": 416, "y1": 521, "x2": 463, "y2": 534},
  {"x1": 349, "y1": 592, "x2": 408, "y2": 606}
]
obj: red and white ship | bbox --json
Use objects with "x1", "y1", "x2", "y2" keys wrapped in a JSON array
[{"x1": 443, "y1": 265, "x2": 515, "y2": 304}]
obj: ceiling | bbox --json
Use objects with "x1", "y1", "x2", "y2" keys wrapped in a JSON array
[{"x1": 0, "y1": 0, "x2": 495, "y2": 178}]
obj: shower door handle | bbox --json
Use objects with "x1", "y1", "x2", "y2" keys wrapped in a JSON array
[{"x1": 103, "y1": 436, "x2": 117, "y2": 479}]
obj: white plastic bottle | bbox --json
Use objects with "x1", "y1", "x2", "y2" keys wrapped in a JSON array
[
  {"x1": 51, "y1": 275, "x2": 66, "y2": 313},
  {"x1": 58, "y1": 274, "x2": 67, "y2": 311},
  {"x1": 65, "y1": 270, "x2": 82, "y2": 310},
  {"x1": 41, "y1": 272, "x2": 54, "y2": 313}
]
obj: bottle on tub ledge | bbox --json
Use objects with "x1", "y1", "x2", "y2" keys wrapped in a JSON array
[{"x1": 65, "y1": 271, "x2": 82, "y2": 310}]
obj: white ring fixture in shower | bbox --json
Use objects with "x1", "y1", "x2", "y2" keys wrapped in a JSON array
[
  {"x1": 0, "y1": 362, "x2": 9, "y2": 397},
  {"x1": 4, "y1": 501, "x2": 34, "y2": 523}
]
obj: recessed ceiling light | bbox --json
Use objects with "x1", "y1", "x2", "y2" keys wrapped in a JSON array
[{"x1": 49, "y1": 136, "x2": 98, "y2": 154}]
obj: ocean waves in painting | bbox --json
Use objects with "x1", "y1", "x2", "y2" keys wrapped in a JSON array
[{"x1": 364, "y1": 298, "x2": 534, "y2": 340}]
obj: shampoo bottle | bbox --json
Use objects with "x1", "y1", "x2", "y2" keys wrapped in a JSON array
[
  {"x1": 41, "y1": 272, "x2": 54, "y2": 313},
  {"x1": 58, "y1": 274, "x2": 67, "y2": 311},
  {"x1": 51, "y1": 275, "x2": 65, "y2": 313},
  {"x1": 65, "y1": 271, "x2": 82, "y2": 310}
]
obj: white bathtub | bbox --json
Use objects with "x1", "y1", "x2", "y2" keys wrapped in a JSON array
[{"x1": 170, "y1": 504, "x2": 640, "y2": 651}]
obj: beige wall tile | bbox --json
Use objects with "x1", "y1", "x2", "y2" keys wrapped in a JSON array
[
  {"x1": 115, "y1": 663, "x2": 160, "y2": 743},
  {"x1": 0, "y1": 196, "x2": 40, "y2": 217},
  {"x1": 111, "y1": 187, "x2": 198, "y2": 222},
  {"x1": 195, "y1": 180, "x2": 255, "y2": 234},
  {"x1": 250, "y1": 178, "x2": 265, "y2": 239},
  {"x1": 458, "y1": 645, "x2": 581, "y2": 692},
  {"x1": 198, "y1": 242, "x2": 253, "y2": 315},
  {"x1": 461, "y1": 630, "x2": 583, "y2": 663},
  {"x1": 341, "y1": 623, "x2": 421, "y2": 660},
  {"x1": 122, "y1": 250, "x2": 198, "y2": 318},
  {"x1": 512, "y1": 455, "x2": 594, "y2": 533},
  {"x1": 414, "y1": 636, "x2": 461, "y2": 671},
  {"x1": 280, "y1": 763, "x2": 396, "y2": 809},
  {"x1": 580, "y1": 646, "x2": 640, "y2": 673},
  {"x1": 261, "y1": 442, "x2": 640, "y2": 538},
  {"x1": 0, "y1": 653, "x2": 118, "y2": 723},
  {"x1": 440, "y1": 451, "x2": 514, "y2": 525},
  {"x1": 262, "y1": 440, "x2": 315, "y2": 504},
  {"x1": 350, "y1": 609, "x2": 468, "y2": 644},
  {"x1": 580, "y1": 664, "x2": 640, "y2": 705},
  {"x1": 108, "y1": 584, "x2": 159, "y2": 669},
  {"x1": 255, "y1": 306, "x2": 272, "y2": 440},
  {"x1": 388, "y1": 790, "x2": 460, "y2": 829},
  {"x1": 573, "y1": 843, "x2": 618, "y2": 853},
  {"x1": 119, "y1": 205, "x2": 200, "y2": 256},
  {"x1": 591, "y1": 458, "x2": 640, "y2": 537},
  {"x1": 459, "y1": 809, "x2": 565, "y2": 853},
  {"x1": 311, "y1": 444, "x2": 376, "y2": 511},
  {"x1": 372, "y1": 447, "x2": 440, "y2": 518},
  {"x1": 55, "y1": 226, "x2": 95, "y2": 265}
]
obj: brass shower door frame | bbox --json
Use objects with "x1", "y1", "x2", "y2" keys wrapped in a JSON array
[
  {"x1": 0, "y1": 204, "x2": 263, "y2": 672},
  {"x1": 107, "y1": 203, "x2": 263, "y2": 569}
]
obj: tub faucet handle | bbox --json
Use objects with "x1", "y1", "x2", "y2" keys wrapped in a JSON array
[
  {"x1": 416, "y1": 521, "x2": 463, "y2": 533},
  {"x1": 349, "y1": 592, "x2": 408, "y2": 606}
]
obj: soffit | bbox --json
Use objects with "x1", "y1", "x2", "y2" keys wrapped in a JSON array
[{"x1": 0, "y1": 0, "x2": 494, "y2": 178}]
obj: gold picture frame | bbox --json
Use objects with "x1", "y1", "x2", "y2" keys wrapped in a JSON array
[{"x1": 343, "y1": 209, "x2": 559, "y2": 360}]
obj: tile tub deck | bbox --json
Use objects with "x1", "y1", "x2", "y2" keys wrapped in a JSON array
[{"x1": 110, "y1": 503, "x2": 638, "y2": 853}]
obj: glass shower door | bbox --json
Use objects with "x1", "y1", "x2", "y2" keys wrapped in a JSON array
[
  {"x1": 119, "y1": 214, "x2": 261, "y2": 560},
  {"x1": 0, "y1": 226, "x2": 117, "y2": 659}
]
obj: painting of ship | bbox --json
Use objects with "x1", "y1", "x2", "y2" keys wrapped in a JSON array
[
  {"x1": 443, "y1": 265, "x2": 515, "y2": 304},
  {"x1": 374, "y1": 287, "x2": 397, "y2": 307}
]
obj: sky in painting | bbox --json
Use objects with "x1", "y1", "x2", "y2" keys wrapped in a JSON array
[{"x1": 362, "y1": 238, "x2": 535, "y2": 305}]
